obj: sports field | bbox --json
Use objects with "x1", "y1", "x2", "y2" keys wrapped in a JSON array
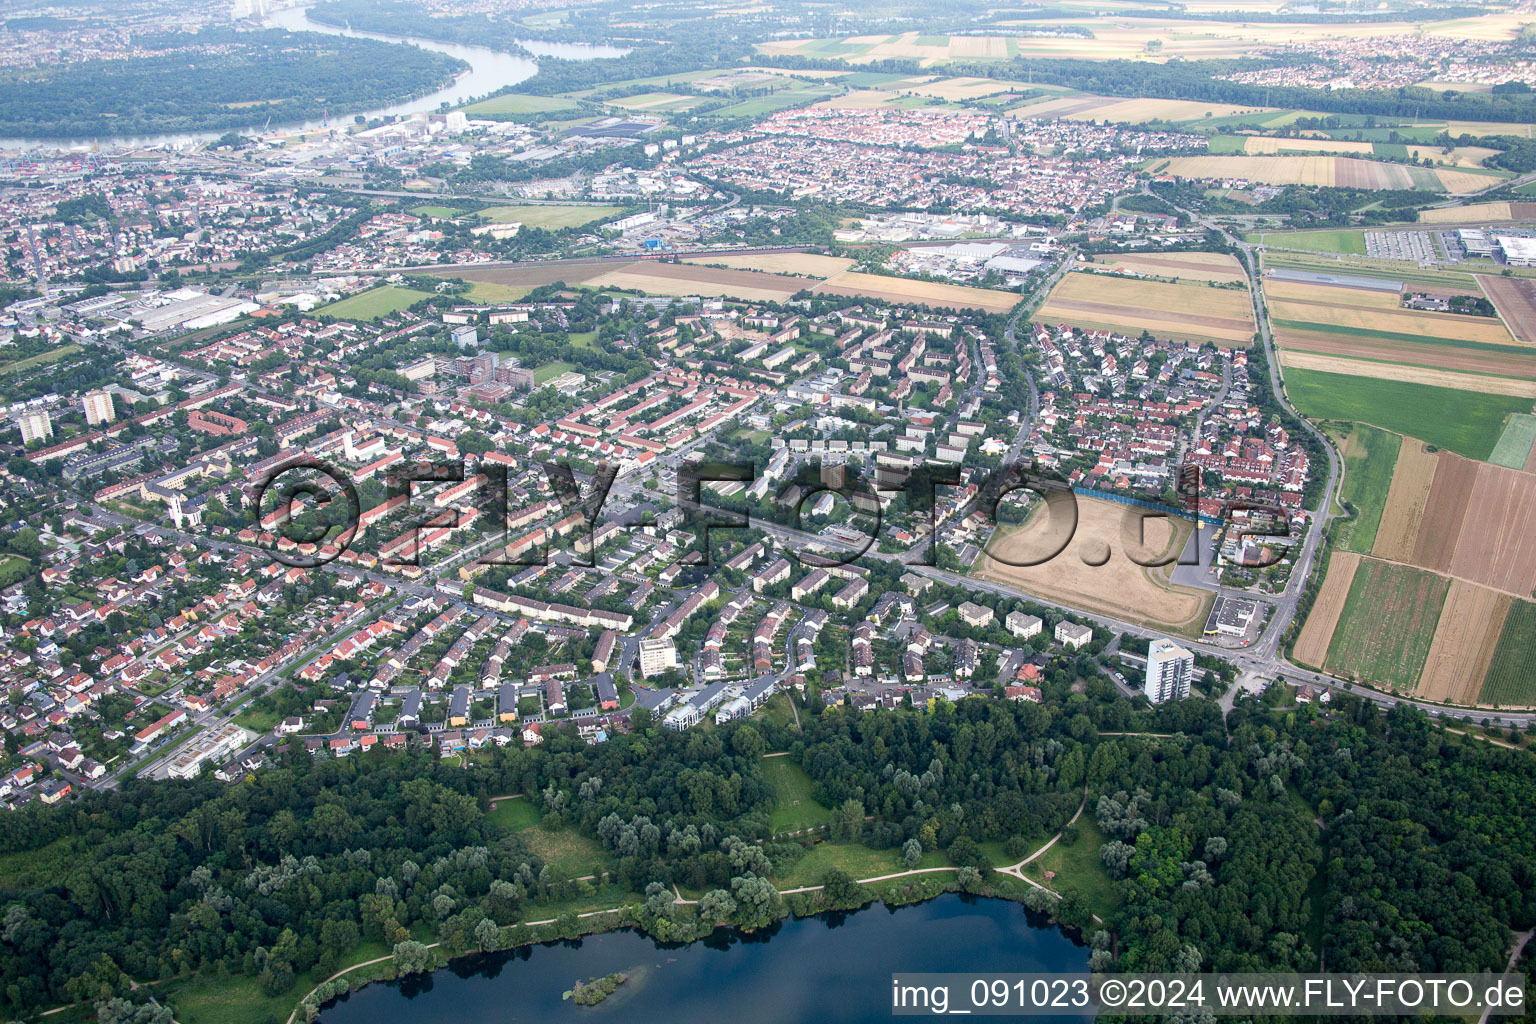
[
  {"x1": 763, "y1": 756, "x2": 833, "y2": 833},
  {"x1": 1335, "y1": 424, "x2": 1401, "y2": 553},
  {"x1": 1037, "y1": 270, "x2": 1254, "y2": 346},
  {"x1": 315, "y1": 286, "x2": 432, "y2": 320},
  {"x1": 477, "y1": 205, "x2": 623, "y2": 229},
  {"x1": 1325, "y1": 558, "x2": 1449, "y2": 690},
  {"x1": 974, "y1": 496, "x2": 1210, "y2": 634},
  {"x1": 1283, "y1": 367, "x2": 1528, "y2": 459}
]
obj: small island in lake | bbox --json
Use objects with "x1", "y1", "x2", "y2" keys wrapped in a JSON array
[{"x1": 565, "y1": 972, "x2": 628, "y2": 1006}]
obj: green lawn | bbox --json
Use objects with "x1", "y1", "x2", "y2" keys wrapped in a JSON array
[
  {"x1": 567, "y1": 330, "x2": 598, "y2": 349},
  {"x1": 171, "y1": 939, "x2": 393, "y2": 1024},
  {"x1": 488, "y1": 795, "x2": 543, "y2": 831},
  {"x1": 1327, "y1": 560, "x2": 1450, "y2": 690},
  {"x1": 232, "y1": 707, "x2": 278, "y2": 734},
  {"x1": 1251, "y1": 229, "x2": 1367, "y2": 254},
  {"x1": 410, "y1": 204, "x2": 465, "y2": 219},
  {"x1": 0, "y1": 553, "x2": 29, "y2": 587},
  {"x1": 534, "y1": 360, "x2": 578, "y2": 384},
  {"x1": 461, "y1": 93, "x2": 579, "y2": 117},
  {"x1": 465, "y1": 281, "x2": 532, "y2": 303},
  {"x1": 1207, "y1": 134, "x2": 1248, "y2": 154},
  {"x1": 520, "y1": 826, "x2": 608, "y2": 878},
  {"x1": 1335, "y1": 424, "x2": 1401, "y2": 553},
  {"x1": 1480, "y1": 599, "x2": 1536, "y2": 706},
  {"x1": 0, "y1": 343, "x2": 80, "y2": 376},
  {"x1": 1283, "y1": 367, "x2": 1527, "y2": 460},
  {"x1": 770, "y1": 840, "x2": 951, "y2": 889},
  {"x1": 1022, "y1": 816, "x2": 1120, "y2": 915},
  {"x1": 762, "y1": 756, "x2": 833, "y2": 833},
  {"x1": 476, "y1": 204, "x2": 622, "y2": 229},
  {"x1": 316, "y1": 285, "x2": 432, "y2": 320},
  {"x1": 1489, "y1": 413, "x2": 1536, "y2": 470}
]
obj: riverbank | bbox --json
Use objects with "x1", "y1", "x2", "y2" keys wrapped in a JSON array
[
  {"x1": 293, "y1": 872, "x2": 1089, "y2": 1024},
  {"x1": 276, "y1": 789, "x2": 1100, "y2": 1024}
]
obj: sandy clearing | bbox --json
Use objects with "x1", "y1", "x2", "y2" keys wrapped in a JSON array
[
  {"x1": 1451, "y1": 460, "x2": 1536, "y2": 595},
  {"x1": 975, "y1": 497, "x2": 1209, "y2": 631},
  {"x1": 1276, "y1": 327, "x2": 1536, "y2": 378},
  {"x1": 1294, "y1": 551, "x2": 1360, "y2": 669},
  {"x1": 1412, "y1": 453, "x2": 1478, "y2": 574},
  {"x1": 1373, "y1": 438, "x2": 1439, "y2": 564},
  {"x1": 1418, "y1": 581, "x2": 1512, "y2": 703},
  {"x1": 681, "y1": 252, "x2": 854, "y2": 278},
  {"x1": 1275, "y1": 349, "x2": 1536, "y2": 397},
  {"x1": 813, "y1": 270, "x2": 1019, "y2": 313}
]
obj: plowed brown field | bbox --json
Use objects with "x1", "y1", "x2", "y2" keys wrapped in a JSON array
[
  {"x1": 1450, "y1": 461, "x2": 1536, "y2": 593},
  {"x1": 1417, "y1": 580, "x2": 1510, "y2": 703},
  {"x1": 1479, "y1": 275, "x2": 1536, "y2": 345},
  {"x1": 1373, "y1": 439, "x2": 1440, "y2": 563},
  {"x1": 1276, "y1": 327, "x2": 1536, "y2": 378},
  {"x1": 1411, "y1": 454, "x2": 1479, "y2": 573},
  {"x1": 1295, "y1": 551, "x2": 1360, "y2": 669}
]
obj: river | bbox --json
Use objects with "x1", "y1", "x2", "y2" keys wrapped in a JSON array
[
  {"x1": 0, "y1": 6, "x2": 628, "y2": 151},
  {"x1": 317, "y1": 895, "x2": 1091, "y2": 1024}
]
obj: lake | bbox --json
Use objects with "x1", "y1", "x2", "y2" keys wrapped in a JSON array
[
  {"x1": 318, "y1": 895, "x2": 1091, "y2": 1024},
  {"x1": 0, "y1": 6, "x2": 628, "y2": 150}
]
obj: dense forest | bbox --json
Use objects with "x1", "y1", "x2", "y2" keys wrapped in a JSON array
[
  {"x1": 0, "y1": 689, "x2": 1531, "y2": 1021},
  {"x1": 0, "y1": 29, "x2": 465, "y2": 139}
]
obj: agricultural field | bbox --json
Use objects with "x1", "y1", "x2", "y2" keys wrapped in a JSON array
[
  {"x1": 1267, "y1": 277, "x2": 1518, "y2": 346},
  {"x1": 1325, "y1": 559, "x2": 1449, "y2": 691},
  {"x1": 1334, "y1": 424, "x2": 1401, "y2": 553},
  {"x1": 1037, "y1": 270, "x2": 1254, "y2": 346},
  {"x1": 1418, "y1": 201, "x2": 1536, "y2": 224},
  {"x1": 1276, "y1": 349, "x2": 1536, "y2": 399},
  {"x1": 314, "y1": 285, "x2": 432, "y2": 320},
  {"x1": 461, "y1": 93, "x2": 579, "y2": 118},
  {"x1": 1372, "y1": 437, "x2": 1440, "y2": 564},
  {"x1": 1284, "y1": 368, "x2": 1528, "y2": 459},
  {"x1": 1249, "y1": 229, "x2": 1367, "y2": 255},
  {"x1": 681, "y1": 252, "x2": 854, "y2": 278},
  {"x1": 607, "y1": 91, "x2": 708, "y2": 112},
  {"x1": 1479, "y1": 600, "x2": 1536, "y2": 706},
  {"x1": 1417, "y1": 581, "x2": 1510, "y2": 704},
  {"x1": 1154, "y1": 155, "x2": 1501, "y2": 192},
  {"x1": 1088, "y1": 250, "x2": 1246, "y2": 283},
  {"x1": 586, "y1": 262, "x2": 806, "y2": 302},
  {"x1": 812, "y1": 270, "x2": 1020, "y2": 313},
  {"x1": 1477, "y1": 275, "x2": 1536, "y2": 344},
  {"x1": 974, "y1": 496, "x2": 1210, "y2": 634},
  {"x1": 1368, "y1": 447, "x2": 1536, "y2": 597},
  {"x1": 1012, "y1": 94, "x2": 1274, "y2": 123},
  {"x1": 476, "y1": 204, "x2": 623, "y2": 229},
  {"x1": 711, "y1": 82, "x2": 841, "y2": 118},
  {"x1": 1293, "y1": 551, "x2": 1360, "y2": 670},
  {"x1": 1489, "y1": 413, "x2": 1536, "y2": 469},
  {"x1": 1242, "y1": 136, "x2": 1373, "y2": 155}
]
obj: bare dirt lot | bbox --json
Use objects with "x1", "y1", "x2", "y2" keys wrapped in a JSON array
[
  {"x1": 1417, "y1": 580, "x2": 1510, "y2": 703},
  {"x1": 1294, "y1": 550, "x2": 1361, "y2": 669},
  {"x1": 1450, "y1": 461, "x2": 1536, "y2": 594},
  {"x1": 1411, "y1": 453, "x2": 1479, "y2": 574},
  {"x1": 1372, "y1": 438, "x2": 1440, "y2": 564},
  {"x1": 1478, "y1": 275, "x2": 1536, "y2": 345},
  {"x1": 974, "y1": 497, "x2": 1211, "y2": 633}
]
